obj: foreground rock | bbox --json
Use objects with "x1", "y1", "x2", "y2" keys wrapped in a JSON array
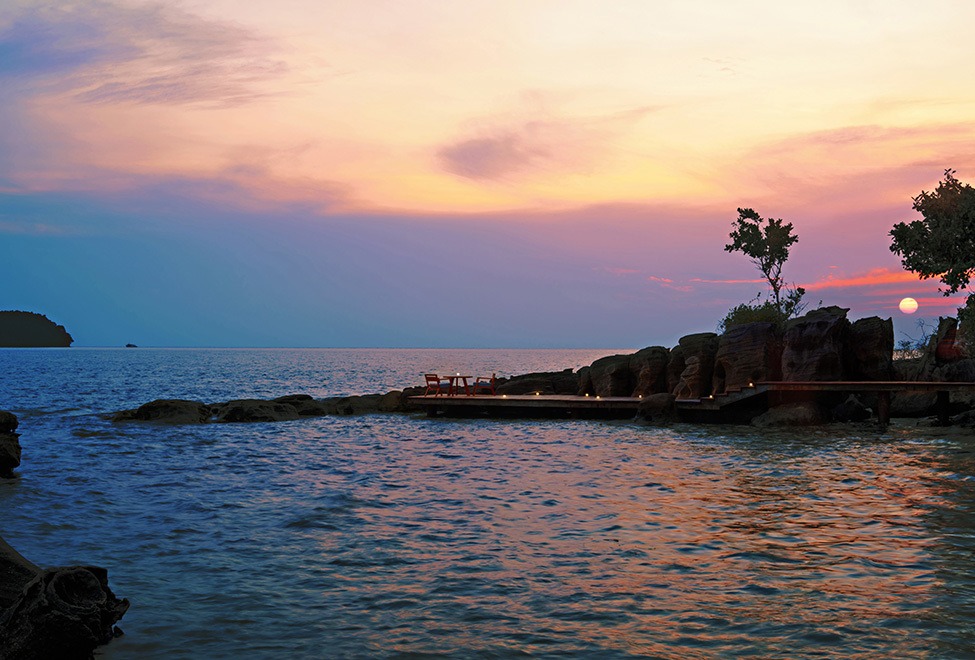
[
  {"x1": 0, "y1": 411, "x2": 22, "y2": 478},
  {"x1": 0, "y1": 536, "x2": 128, "y2": 659}
]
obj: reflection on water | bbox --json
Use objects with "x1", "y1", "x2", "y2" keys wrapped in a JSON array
[{"x1": 1, "y1": 349, "x2": 975, "y2": 657}]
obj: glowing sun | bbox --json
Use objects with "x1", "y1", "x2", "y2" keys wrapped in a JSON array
[{"x1": 899, "y1": 297, "x2": 919, "y2": 314}]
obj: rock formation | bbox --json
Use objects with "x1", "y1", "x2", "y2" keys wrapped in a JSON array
[
  {"x1": 497, "y1": 370, "x2": 579, "y2": 396},
  {"x1": 585, "y1": 355, "x2": 634, "y2": 397},
  {"x1": 676, "y1": 333, "x2": 718, "y2": 397},
  {"x1": 711, "y1": 322, "x2": 780, "y2": 395},
  {"x1": 782, "y1": 306, "x2": 851, "y2": 381},
  {"x1": 0, "y1": 411, "x2": 21, "y2": 479},
  {"x1": 0, "y1": 537, "x2": 128, "y2": 658},
  {"x1": 112, "y1": 399, "x2": 212, "y2": 424},
  {"x1": 848, "y1": 316, "x2": 894, "y2": 380},
  {"x1": 630, "y1": 346, "x2": 670, "y2": 397},
  {"x1": 0, "y1": 311, "x2": 73, "y2": 347},
  {"x1": 673, "y1": 357, "x2": 704, "y2": 400}
]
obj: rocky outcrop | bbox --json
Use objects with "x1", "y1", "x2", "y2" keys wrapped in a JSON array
[
  {"x1": 112, "y1": 399, "x2": 211, "y2": 424},
  {"x1": 782, "y1": 306, "x2": 851, "y2": 381},
  {"x1": 666, "y1": 345, "x2": 686, "y2": 394},
  {"x1": 584, "y1": 355, "x2": 634, "y2": 397},
  {"x1": 0, "y1": 311, "x2": 73, "y2": 347},
  {"x1": 933, "y1": 317, "x2": 967, "y2": 363},
  {"x1": 848, "y1": 316, "x2": 894, "y2": 380},
  {"x1": 0, "y1": 411, "x2": 21, "y2": 479},
  {"x1": 673, "y1": 357, "x2": 705, "y2": 400},
  {"x1": 752, "y1": 402, "x2": 829, "y2": 427},
  {"x1": 0, "y1": 536, "x2": 128, "y2": 659},
  {"x1": 497, "y1": 370, "x2": 579, "y2": 396},
  {"x1": 631, "y1": 346, "x2": 670, "y2": 397},
  {"x1": 712, "y1": 322, "x2": 780, "y2": 395},
  {"x1": 213, "y1": 399, "x2": 300, "y2": 423},
  {"x1": 676, "y1": 333, "x2": 718, "y2": 397}
]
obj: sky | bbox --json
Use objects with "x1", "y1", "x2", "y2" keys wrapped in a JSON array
[{"x1": 1, "y1": 0, "x2": 973, "y2": 348}]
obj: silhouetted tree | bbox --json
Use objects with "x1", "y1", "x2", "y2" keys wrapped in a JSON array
[
  {"x1": 891, "y1": 169, "x2": 975, "y2": 348},
  {"x1": 890, "y1": 169, "x2": 975, "y2": 295},
  {"x1": 725, "y1": 207, "x2": 804, "y2": 317}
]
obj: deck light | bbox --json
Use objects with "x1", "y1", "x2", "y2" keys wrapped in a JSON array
[
  {"x1": 585, "y1": 393, "x2": 589, "y2": 397},
  {"x1": 638, "y1": 395, "x2": 643, "y2": 398},
  {"x1": 748, "y1": 382, "x2": 754, "y2": 387},
  {"x1": 502, "y1": 394, "x2": 507, "y2": 398},
  {"x1": 535, "y1": 391, "x2": 540, "y2": 396}
]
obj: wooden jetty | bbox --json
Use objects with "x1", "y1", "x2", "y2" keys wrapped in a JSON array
[
  {"x1": 407, "y1": 394, "x2": 642, "y2": 419},
  {"x1": 409, "y1": 381, "x2": 975, "y2": 424}
]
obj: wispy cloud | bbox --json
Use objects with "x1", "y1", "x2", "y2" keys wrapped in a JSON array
[
  {"x1": 0, "y1": 0, "x2": 288, "y2": 107},
  {"x1": 437, "y1": 101, "x2": 659, "y2": 182}
]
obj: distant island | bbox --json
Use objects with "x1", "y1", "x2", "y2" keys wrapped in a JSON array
[{"x1": 0, "y1": 311, "x2": 73, "y2": 347}]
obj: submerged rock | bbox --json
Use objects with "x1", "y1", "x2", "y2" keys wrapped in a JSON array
[
  {"x1": 752, "y1": 402, "x2": 829, "y2": 427},
  {"x1": 831, "y1": 395, "x2": 872, "y2": 422}
]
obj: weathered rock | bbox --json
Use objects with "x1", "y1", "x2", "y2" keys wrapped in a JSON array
[
  {"x1": 890, "y1": 392, "x2": 937, "y2": 417},
  {"x1": 497, "y1": 370, "x2": 579, "y2": 396},
  {"x1": 112, "y1": 399, "x2": 211, "y2": 424},
  {"x1": 0, "y1": 432, "x2": 21, "y2": 479},
  {"x1": 712, "y1": 322, "x2": 780, "y2": 395},
  {"x1": 942, "y1": 358, "x2": 975, "y2": 382},
  {"x1": 576, "y1": 367, "x2": 593, "y2": 396},
  {"x1": 673, "y1": 357, "x2": 704, "y2": 400},
  {"x1": 782, "y1": 306, "x2": 851, "y2": 381},
  {"x1": 0, "y1": 536, "x2": 127, "y2": 658},
  {"x1": 273, "y1": 394, "x2": 330, "y2": 417},
  {"x1": 630, "y1": 346, "x2": 670, "y2": 397},
  {"x1": 848, "y1": 316, "x2": 894, "y2": 380},
  {"x1": 214, "y1": 399, "x2": 300, "y2": 423},
  {"x1": 893, "y1": 356, "x2": 925, "y2": 381},
  {"x1": 831, "y1": 395, "x2": 872, "y2": 422},
  {"x1": 0, "y1": 411, "x2": 18, "y2": 434},
  {"x1": 752, "y1": 401, "x2": 829, "y2": 427},
  {"x1": 637, "y1": 393, "x2": 676, "y2": 423},
  {"x1": 320, "y1": 394, "x2": 388, "y2": 415},
  {"x1": 676, "y1": 333, "x2": 718, "y2": 397},
  {"x1": 0, "y1": 412, "x2": 21, "y2": 478},
  {"x1": 933, "y1": 317, "x2": 967, "y2": 364},
  {"x1": 378, "y1": 390, "x2": 410, "y2": 412},
  {"x1": 666, "y1": 345, "x2": 686, "y2": 394},
  {"x1": 587, "y1": 355, "x2": 634, "y2": 397}
]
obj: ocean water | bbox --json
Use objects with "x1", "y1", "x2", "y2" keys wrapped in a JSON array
[{"x1": 2, "y1": 348, "x2": 975, "y2": 658}]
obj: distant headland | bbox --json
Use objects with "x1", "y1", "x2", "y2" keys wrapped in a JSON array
[{"x1": 0, "y1": 311, "x2": 73, "y2": 347}]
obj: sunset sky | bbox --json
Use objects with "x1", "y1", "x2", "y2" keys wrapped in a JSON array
[{"x1": 1, "y1": 0, "x2": 972, "y2": 347}]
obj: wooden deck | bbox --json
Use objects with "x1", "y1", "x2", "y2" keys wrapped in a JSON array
[
  {"x1": 407, "y1": 394, "x2": 642, "y2": 419},
  {"x1": 410, "y1": 380, "x2": 975, "y2": 424}
]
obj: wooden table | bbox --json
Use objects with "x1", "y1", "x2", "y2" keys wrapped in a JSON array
[{"x1": 445, "y1": 375, "x2": 473, "y2": 396}]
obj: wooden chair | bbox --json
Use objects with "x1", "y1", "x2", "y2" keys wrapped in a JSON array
[
  {"x1": 424, "y1": 373, "x2": 450, "y2": 396},
  {"x1": 472, "y1": 373, "x2": 497, "y2": 395}
]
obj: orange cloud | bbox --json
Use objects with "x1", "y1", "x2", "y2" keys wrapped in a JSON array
[{"x1": 800, "y1": 268, "x2": 921, "y2": 291}]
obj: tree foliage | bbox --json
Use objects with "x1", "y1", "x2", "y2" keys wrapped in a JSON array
[
  {"x1": 724, "y1": 207, "x2": 804, "y2": 315},
  {"x1": 718, "y1": 289, "x2": 808, "y2": 333},
  {"x1": 890, "y1": 169, "x2": 975, "y2": 295}
]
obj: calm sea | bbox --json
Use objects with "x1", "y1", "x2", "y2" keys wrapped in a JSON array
[{"x1": 2, "y1": 348, "x2": 975, "y2": 658}]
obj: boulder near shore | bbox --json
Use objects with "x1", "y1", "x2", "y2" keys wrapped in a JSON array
[{"x1": 0, "y1": 411, "x2": 128, "y2": 657}]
